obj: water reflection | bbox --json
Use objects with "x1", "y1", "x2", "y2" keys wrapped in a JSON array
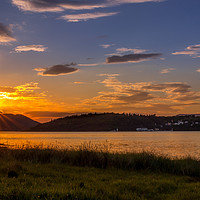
[{"x1": 0, "y1": 131, "x2": 200, "y2": 159}]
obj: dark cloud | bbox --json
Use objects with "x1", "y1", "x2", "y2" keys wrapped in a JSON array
[
  {"x1": 175, "y1": 94, "x2": 200, "y2": 101},
  {"x1": 106, "y1": 53, "x2": 162, "y2": 64},
  {"x1": 117, "y1": 90, "x2": 154, "y2": 103},
  {"x1": 142, "y1": 83, "x2": 191, "y2": 94},
  {"x1": 0, "y1": 23, "x2": 16, "y2": 43},
  {"x1": 35, "y1": 63, "x2": 78, "y2": 76}
]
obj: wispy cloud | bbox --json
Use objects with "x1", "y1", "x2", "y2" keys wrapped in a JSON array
[
  {"x1": 142, "y1": 83, "x2": 191, "y2": 94},
  {"x1": 34, "y1": 63, "x2": 78, "y2": 76},
  {"x1": 116, "y1": 48, "x2": 147, "y2": 54},
  {"x1": 172, "y1": 44, "x2": 200, "y2": 58},
  {"x1": 100, "y1": 44, "x2": 114, "y2": 49},
  {"x1": 160, "y1": 68, "x2": 175, "y2": 74},
  {"x1": 12, "y1": 0, "x2": 162, "y2": 13},
  {"x1": 15, "y1": 45, "x2": 48, "y2": 52},
  {"x1": 0, "y1": 23, "x2": 16, "y2": 44},
  {"x1": 73, "y1": 82, "x2": 86, "y2": 84},
  {"x1": 60, "y1": 12, "x2": 118, "y2": 22},
  {"x1": 97, "y1": 73, "x2": 120, "y2": 77},
  {"x1": 106, "y1": 53, "x2": 162, "y2": 64},
  {"x1": 106, "y1": 47, "x2": 148, "y2": 56},
  {"x1": 78, "y1": 63, "x2": 103, "y2": 67}
]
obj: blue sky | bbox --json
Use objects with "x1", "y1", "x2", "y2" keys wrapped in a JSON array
[{"x1": 0, "y1": 0, "x2": 200, "y2": 122}]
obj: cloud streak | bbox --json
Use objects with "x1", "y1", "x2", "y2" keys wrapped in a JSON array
[
  {"x1": 100, "y1": 44, "x2": 113, "y2": 49},
  {"x1": 15, "y1": 45, "x2": 48, "y2": 52},
  {"x1": 172, "y1": 44, "x2": 200, "y2": 58},
  {"x1": 35, "y1": 63, "x2": 78, "y2": 76},
  {"x1": 78, "y1": 63, "x2": 104, "y2": 66},
  {"x1": 60, "y1": 12, "x2": 118, "y2": 22},
  {"x1": 160, "y1": 68, "x2": 175, "y2": 74},
  {"x1": 116, "y1": 48, "x2": 147, "y2": 54},
  {"x1": 0, "y1": 23, "x2": 16, "y2": 44},
  {"x1": 12, "y1": 0, "x2": 162, "y2": 13}
]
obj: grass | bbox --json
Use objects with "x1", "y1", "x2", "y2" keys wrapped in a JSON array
[{"x1": 0, "y1": 143, "x2": 200, "y2": 199}]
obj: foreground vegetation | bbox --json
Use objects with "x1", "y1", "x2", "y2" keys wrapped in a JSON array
[{"x1": 0, "y1": 144, "x2": 200, "y2": 199}]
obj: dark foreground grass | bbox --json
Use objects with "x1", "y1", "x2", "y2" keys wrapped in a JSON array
[
  {"x1": 0, "y1": 144, "x2": 200, "y2": 199},
  {"x1": 1, "y1": 143, "x2": 200, "y2": 177},
  {"x1": 1, "y1": 161, "x2": 200, "y2": 200}
]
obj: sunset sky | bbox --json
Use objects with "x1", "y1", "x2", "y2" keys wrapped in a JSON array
[{"x1": 0, "y1": 0, "x2": 200, "y2": 122}]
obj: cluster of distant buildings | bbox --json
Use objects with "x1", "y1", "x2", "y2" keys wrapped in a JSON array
[
  {"x1": 136, "y1": 128, "x2": 159, "y2": 132},
  {"x1": 165, "y1": 121, "x2": 199, "y2": 126},
  {"x1": 177, "y1": 114, "x2": 200, "y2": 117},
  {"x1": 136, "y1": 114, "x2": 200, "y2": 131}
]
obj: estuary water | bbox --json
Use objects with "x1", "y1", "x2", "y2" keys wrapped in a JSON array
[{"x1": 0, "y1": 131, "x2": 200, "y2": 159}]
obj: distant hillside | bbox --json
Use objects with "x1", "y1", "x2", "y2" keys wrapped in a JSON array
[
  {"x1": 31, "y1": 113, "x2": 200, "y2": 131},
  {"x1": 0, "y1": 114, "x2": 39, "y2": 131},
  {"x1": 31, "y1": 113, "x2": 200, "y2": 132}
]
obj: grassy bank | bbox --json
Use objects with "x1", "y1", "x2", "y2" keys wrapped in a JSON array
[{"x1": 0, "y1": 144, "x2": 200, "y2": 199}]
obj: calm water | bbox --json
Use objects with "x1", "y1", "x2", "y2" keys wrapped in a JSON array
[{"x1": 0, "y1": 131, "x2": 200, "y2": 159}]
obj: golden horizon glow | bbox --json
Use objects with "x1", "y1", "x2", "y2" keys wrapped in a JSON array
[{"x1": 0, "y1": 74, "x2": 199, "y2": 123}]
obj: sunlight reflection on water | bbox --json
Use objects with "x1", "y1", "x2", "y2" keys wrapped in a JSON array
[{"x1": 0, "y1": 131, "x2": 200, "y2": 159}]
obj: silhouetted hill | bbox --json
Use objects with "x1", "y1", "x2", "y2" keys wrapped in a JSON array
[
  {"x1": 0, "y1": 114, "x2": 39, "y2": 131},
  {"x1": 31, "y1": 113, "x2": 200, "y2": 131}
]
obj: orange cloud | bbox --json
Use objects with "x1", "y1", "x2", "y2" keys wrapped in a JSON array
[
  {"x1": 15, "y1": 45, "x2": 47, "y2": 52},
  {"x1": 75, "y1": 75, "x2": 200, "y2": 115},
  {"x1": 0, "y1": 82, "x2": 60, "y2": 119}
]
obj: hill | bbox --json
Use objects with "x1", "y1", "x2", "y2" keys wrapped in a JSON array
[
  {"x1": 31, "y1": 113, "x2": 200, "y2": 131},
  {"x1": 32, "y1": 113, "x2": 153, "y2": 131},
  {"x1": 0, "y1": 114, "x2": 39, "y2": 131}
]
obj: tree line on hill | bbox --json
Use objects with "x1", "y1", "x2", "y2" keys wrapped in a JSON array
[
  {"x1": 31, "y1": 113, "x2": 200, "y2": 131},
  {"x1": 1, "y1": 112, "x2": 199, "y2": 131}
]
